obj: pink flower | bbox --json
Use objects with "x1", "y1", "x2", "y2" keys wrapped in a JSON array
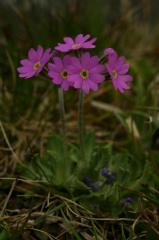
[
  {"x1": 104, "y1": 48, "x2": 117, "y2": 61},
  {"x1": 48, "y1": 55, "x2": 72, "y2": 91},
  {"x1": 55, "y1": 34, "x2": 96, "y2": 53},
  {"x1": 105, "y1": 48, "x2": 132, "y2": 93},
  {"x1": 67, "y1": 52, "x2": 105, "y2": 94},
  {"x1": 17, "y1": 45, "x2": 52, "y2": 78}
]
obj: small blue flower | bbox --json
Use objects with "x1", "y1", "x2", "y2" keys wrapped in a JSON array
[
  {"x1": 84, "y1": 176, "x2": 94, "y2": 187},
  {"x1": 101, "y1": 167, "x2": 110, "y2": 176},
  {"x1": 121, "y1": 197, "x2": 133, "y2": 205},
  {"x1": 101, "y1": 167, "x2": 116, "y2": 184},
  {"x1": 83, "y1": 176, "x2": 101, "y2": 192}
]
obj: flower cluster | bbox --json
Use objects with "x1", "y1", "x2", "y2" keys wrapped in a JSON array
[
  {"x1": 17, "y1": 33, "x2": 133, "y2": 94},
  {"x1": 105, "y1": 48, "x2": 132, "y2": 93},
  {"x1": 83, "y1": 167, "x2": 117, "y2": 192},
  {"x1": 83, "y1": 176, "x2": 102, "y2": 192},
  {"x1": 17, "y1": 46, "x2": 51, "y2": 78},
  {"x1": 121, "y1": 197, "x2": 133, "y2": 206},
  {"x1": 101, "y1": 167, "x2": 117, "y2": 184}
]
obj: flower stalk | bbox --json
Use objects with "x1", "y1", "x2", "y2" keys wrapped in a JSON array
[
  {"x1": 58, "y1": 87, "x2": 68, "y2": 182},
  {"x1": 78, "y1": 90, "x2": 85, "y2": 161},
  {"x1": 58, "y1": 87, "x2": 66, "y2": 137}
]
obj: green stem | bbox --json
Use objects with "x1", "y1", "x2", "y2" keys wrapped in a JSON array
[
  {"x1": 58, "y1": 87, "x2": 66, "y2": 137},
  {"x1": 78, "y1": 90, "x2": 85, "y2": 161},
  {"x1": 58, "y1": 87, "x2": 67, "y2": 183}
]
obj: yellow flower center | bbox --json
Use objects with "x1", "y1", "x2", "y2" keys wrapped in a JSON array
[
  {"x1": 80, "y1": 69, "x2": 89, "y2": 79},
  {"x1": 60, "y1": 70, "x2": 68, "y2": 79},
  {"x1": 72, "y1": 43, "x2": 81, "y2": 49},
  {"x1": 112, "y1": 69, "x2": 118, "y2": 79},
  {"x1": 33, "y1": 61, "x2": 41, "y2": 70}
]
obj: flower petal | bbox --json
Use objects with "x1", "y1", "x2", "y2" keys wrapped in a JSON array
[
  {"x1": 117, "y1": 56, "x2": 126, "y2": 69},
  {"x1": 89, "y1": 73, "x2": 105, "y2": 83},
  {"x1": 55, "y1": 44, "x2": 71, "y2": 52},
  {"x1": 61, "y1": 80, "x2": 70, "y2": 91},
  {"x1": 63, "y1": 55, "x2": 73, "y2": 66},
  {"x1": 70, "y1": 57, "x2": 81, "y2": 69},
  {"x1": 121, "y1": 74, "x2": 133, "y2": 82},
  {"x1": 118, "y1": 64, "x2": 129, "y2": 74},
  {"x1": 64, "y1": 37, "x2": 74, "y2": 44},
  {"x1": 48, "y1": 71, "x2": 59, "y2": 79},
  {"x1": 20, "y1": 59, "x2": 32, "y2": 66},
  {"x1": 82, "y1": 42, "x2": 96, "y2": 48},
  {"x1": 19, "y1": 70, "x2": 35, "y2": 78},
  {"x1": 90, "y1": 64, "x2": 105, "y2": 74},
  {"x1": 53, "y1": 57, "x2": 63, "y2": 70},
  {"x1": 67, "y1": 74, "x2": 80, "y2": 83},
  {"x1": 40, "y1": 48, "x2": 51, "y2": 65},
  {"x1": 81, "y1": 52, "x2": 91, "y2": 66},
  {"x1": 17, "y1": 65, "x2": 33, "y2": 73},
  {"x1": 28, "y1": 48, "x2": 38, "y2": 61},
  {"x1": 37, "y1": 45, "x2": 44, "y2": 59},
  {"x1": 82, "y1": 80, "x2": 90, "y2": 94},
  {"x1": 75, "y1": 34, "x2": 84, "y2": 43},
  {"x1": 52, "y1": 76, "x2": 62, "y2": 84},
  {"x1": 88, "y1": 80, "x2": 98, "y2": 91}
]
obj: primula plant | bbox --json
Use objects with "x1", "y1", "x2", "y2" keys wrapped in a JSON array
[{"x1": 17, "y1": 33, "x2": 135, "y2": 213}]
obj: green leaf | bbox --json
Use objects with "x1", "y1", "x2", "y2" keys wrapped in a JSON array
[
  {"x1": 0, "y1": 229, "x2": 10, "y2": 240},
  {"x1": 84, "y1": 132, "x2": 96, "y2": 166}
]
